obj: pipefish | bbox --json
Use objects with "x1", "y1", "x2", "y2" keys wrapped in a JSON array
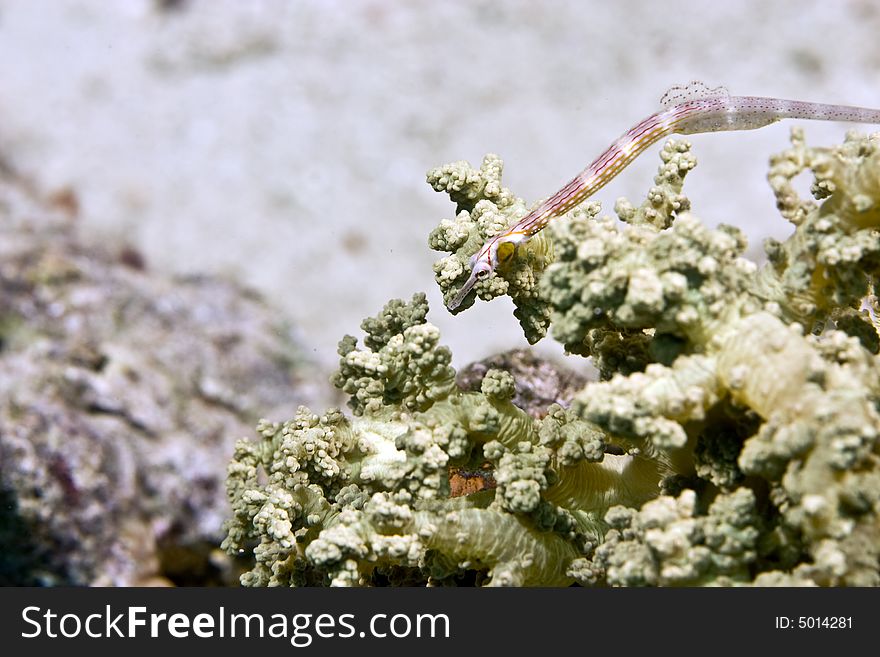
[{"x1": 448, "y1": 81, "x2": 880, "y2": 311}]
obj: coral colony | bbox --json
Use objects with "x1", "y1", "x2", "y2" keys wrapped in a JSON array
[{"x1": 224, "y1": 86, "x2": 880, "y2": 586}]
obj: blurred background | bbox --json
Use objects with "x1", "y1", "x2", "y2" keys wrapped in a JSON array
[{"x1": 2, "y1": 0, "x2": 879, "y2": 380}]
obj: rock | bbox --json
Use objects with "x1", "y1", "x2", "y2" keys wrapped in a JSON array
[
  {"x1": 0, "y1": 171, "x2": 331, "y2": 585},
  {"x1": 455, "y1": 348, "x2": 591, "y2": 418}
]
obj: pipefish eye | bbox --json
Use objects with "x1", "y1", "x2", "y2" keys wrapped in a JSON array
[{"x1": 476, "y1": 269, "x2": 489, "y2": 279}]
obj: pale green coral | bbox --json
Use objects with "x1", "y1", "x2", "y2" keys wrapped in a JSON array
[
  {"x1": 570, "y1": 488, "x2": 760, "y2": 586},
  {"x1": 226, "y1": 131, "x2": 880, "y2": 586},
  {"x1": 331, "y1": 293, "x2": 457, "y2": 415},
  {"x1": 427, "y1": 156, "x2": 562, "y2": 342},
  {"x1": 223, "y1": 295, "x2": 666, "y2": 586},
  {"x1": 423, "y1": 131, "x2": 880, "y2": 586},
  {"x1": 613, "y1": 139, "x2": 696, "y2": 229},
  {"x1": 752, "y1": 129, "x2": 880, "y2": 330},
  {"x1": 426, "y1": 153, "x2": 515, "y2": 212},
  {"x1": 542, "y1": 133, "x2": 880, "y2": 586}
]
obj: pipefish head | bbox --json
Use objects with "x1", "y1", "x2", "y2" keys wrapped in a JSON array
[{"x1": 447, "y1": 248, "x2": 496, "y2": 311}]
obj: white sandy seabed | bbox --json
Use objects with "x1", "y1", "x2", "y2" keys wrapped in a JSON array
[{"x1": 1, "y1": 0, "x2": 879, "y2": 391}]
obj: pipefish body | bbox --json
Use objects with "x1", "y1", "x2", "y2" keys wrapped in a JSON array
[{"x1": 448, "y1": 81, "x2": 880, "y2": 311}]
